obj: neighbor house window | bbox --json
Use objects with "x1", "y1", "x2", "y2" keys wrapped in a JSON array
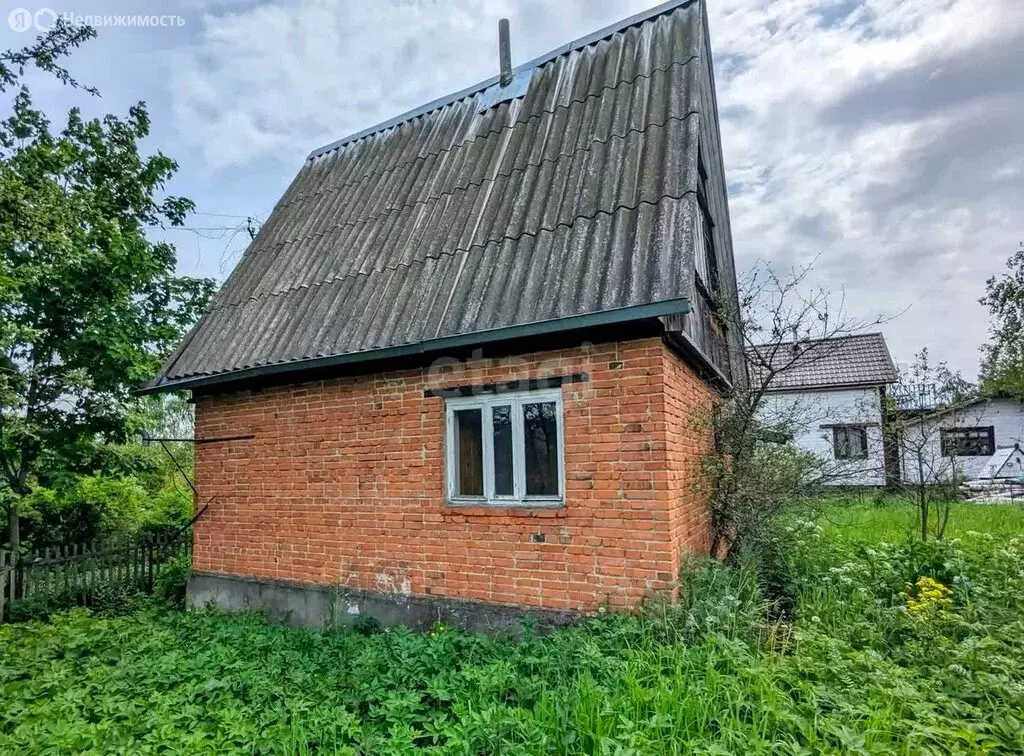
[
  {"x1": 446, "y1": 389, "x2": 564, "y2": 505},
  {"x1": 833, "y1": 425, "x2": 868, "y2": 460},
  {"x1": 940, "y1": 427, "x2": 995, "y2": 457}
]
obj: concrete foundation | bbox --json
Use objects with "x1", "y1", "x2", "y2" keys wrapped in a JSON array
[{"x1": 187, "y1": 572, "x2": 580, "y2": 635}]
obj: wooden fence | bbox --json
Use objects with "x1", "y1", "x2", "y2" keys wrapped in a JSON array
[{"x1": 1, "y1": 534, "x2": 188, "y2": 621}]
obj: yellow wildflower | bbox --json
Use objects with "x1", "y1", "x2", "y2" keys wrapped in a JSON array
[{"x1": 905, "y1": 576, "x2": 953, "y2": 615}]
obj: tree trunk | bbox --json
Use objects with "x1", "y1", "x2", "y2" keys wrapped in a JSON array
[
  {"x1": 6, "y1": 504, "x2": 18, "y2": 552},
  {"x1": 879, "y1": 386, "x2": 902, "y2": 491},
  {"x1": 916, "y1": 457, "x2": 928, "y2": 541},
  {"x1": 917, "y1": 485, "x2": 928, "y2": 541},
  {"x1": 936, "y1": 500, "x2": 951, "y2": 541}
]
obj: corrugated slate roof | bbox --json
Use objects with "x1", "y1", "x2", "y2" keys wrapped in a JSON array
[
  {"x1": 147, "y1": 0, "x2": 706, "y2": 392},
  {"x1": 749, "y1": 333, "x2": 898, "y2": 391}
]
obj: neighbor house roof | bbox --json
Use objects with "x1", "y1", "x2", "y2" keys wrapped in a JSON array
[
  {"x1": 749, "y1": 333, "x2": 898, "y2": 391},
  {"x1": 145, "y1": 0, "x2": 708, "y2": 393},
  {"x1": 978, "y1": 444, "x2": 1024, "y2": 480}
]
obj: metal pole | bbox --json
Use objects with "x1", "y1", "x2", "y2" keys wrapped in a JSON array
[
  {"x1": 158, "y1": 439, "x2": 199, "y2": 497},
  {"x1": 499, "y1": 19, "x2": 512, "y2": 86}
]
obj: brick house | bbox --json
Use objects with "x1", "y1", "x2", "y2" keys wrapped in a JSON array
[{"x1": 144, "y1": 0, "x2": 742, "y2": 629}]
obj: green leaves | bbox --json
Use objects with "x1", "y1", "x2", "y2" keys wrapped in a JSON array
[
  {"x1": 0, "y1": 19, "x2": 98, "y2": 95},
  {"x1": 0, "y1": 67, "x2": 214, "y2": 519},
  {"x1": 3, "y1": 505, "x2": 1024, "y2": 753},
  {"x1": 980, "y1": 243, "x2": 1024, "y2": 400}
]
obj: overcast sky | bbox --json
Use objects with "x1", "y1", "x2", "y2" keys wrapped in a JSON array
[{"x1": 3, "y1": 0, "x2": 1022, "y2": 377}]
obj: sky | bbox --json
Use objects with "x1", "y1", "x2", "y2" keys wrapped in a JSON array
[{"x1": 2, "y1": 0, "x2": 1022, "y2": 378}]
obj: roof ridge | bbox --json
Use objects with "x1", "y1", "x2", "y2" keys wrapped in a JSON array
[
  {"x1": 747, "y1": 331, "x2": 886, "y2": 350},
  {"x1": 306, "y1": 0, "x2": 698, "y2": 159},
  {"x1": 210, "y1": 190, "x2": 697, "y2": 314}
]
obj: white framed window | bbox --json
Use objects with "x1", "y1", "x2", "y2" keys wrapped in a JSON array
[{"x1": 445, "y1": 389, "x2": 564, "y2": 506}]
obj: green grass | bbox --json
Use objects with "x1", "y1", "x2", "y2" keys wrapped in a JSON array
[
  {"x1": 817, "y1": 493, "x2": 1024, "y2": 540},
  {"x1": 2, "y1": 501, "x2": 1024, "y2": 754}
]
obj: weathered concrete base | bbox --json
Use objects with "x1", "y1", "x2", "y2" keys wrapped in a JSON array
[{"x1": 187, "y1": 572, "x2": 580, "y2": 635}]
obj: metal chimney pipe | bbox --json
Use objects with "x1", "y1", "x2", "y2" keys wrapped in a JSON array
[{"x1": 498, "y1": 18, "x2": 512, "y2": 86}]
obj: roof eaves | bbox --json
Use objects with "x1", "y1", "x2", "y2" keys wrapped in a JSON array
[
  {"x1": 899, "y1": 397, "x2": 989, "y2": 424},
  {"x1": 138, "y1": 296, "x2": 691, "y2": 396},
  {"x1": 307, "y1": 0, "x2": 698, "y2": 160},
  {"x1": 663, "y1": 329, "x2": 733, "y2": 392}
]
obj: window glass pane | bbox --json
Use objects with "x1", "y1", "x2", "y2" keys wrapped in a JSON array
[
  {"x1": 857, "y1": 428, "x2": 868, "y2": 455},
  {"x1": 833, "y1": 427, "x2": 849, "y2": 459},
  {"x1": 695, "y1": 211, "x2": 709, "y2": 283},
  {"x1": 523, "y1": 401, "x2": 558, "y2": 496},
  {"x1": 492, "y1": 405, "x2": 513, "y2": 496},
  {"x1": 833, "y1": 426, "x2": 867, "y2": 460},
  {"x1": 941, "y1": 427, "x2": 994, "y2": 457},
  {"x1": 454, "y1": 408, "x2": 483, "y2": 496}
]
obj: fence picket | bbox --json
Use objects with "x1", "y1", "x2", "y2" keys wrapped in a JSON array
[
  {"x1": 67, "y1": 544, "x2": 75, "y2": 597},
  {"x1": 0, "y1": 533, "x2": 188, "y2": 621},
  {"x1": 1, "y1": 551, "x2": 9, "y2": 621}
]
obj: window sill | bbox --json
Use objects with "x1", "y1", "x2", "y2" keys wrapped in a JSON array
[{"x1": 443, "y1": 500, "x2": 567, "y2": 517}]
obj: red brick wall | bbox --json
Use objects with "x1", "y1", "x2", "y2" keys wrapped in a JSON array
[
  {"x1": 662, "y1": 346, "x2": 715, "y2": 578},
  {"x1": 192, "y1": 337, "x2": 714, "y2": 612}
]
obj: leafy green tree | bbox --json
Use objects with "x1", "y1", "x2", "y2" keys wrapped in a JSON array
[
  {"x1": 0, "y1": 23, "x2": 214, "y2": 550},
  {"x1": 980, "y1": 243, "x2": 1024, "y2": 400}
]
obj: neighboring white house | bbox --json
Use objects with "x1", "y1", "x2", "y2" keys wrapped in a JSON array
[
  {"x1": 751, "y1": 333, "x2": 899, "y2": 486},
  {"x1": 900, "y1": 398, "x2": 1024, "y2": 484}
]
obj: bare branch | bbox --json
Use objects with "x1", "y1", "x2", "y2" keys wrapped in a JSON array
[{"x1": 701, "y1": 257, "x2": 904, "y2": 558}]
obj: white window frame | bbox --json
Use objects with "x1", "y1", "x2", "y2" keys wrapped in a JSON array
[{"x1": 445, "y1": 388, "x2": 565, "y2": 507}]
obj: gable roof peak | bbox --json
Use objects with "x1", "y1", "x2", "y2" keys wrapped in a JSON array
[
  {"x1": 145, "y1": 0, "x2": 722, "y2": 393},
  {"x1": 307, "y1": 0, "x2": 700, "y2": 161}
]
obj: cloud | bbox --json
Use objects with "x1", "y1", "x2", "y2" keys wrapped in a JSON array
[
  {"x1": 171, "y1": 0, "x2": 653, "y2": 169},
  {"x1": 169, "y1": 0, "x2": 1024, "y2": 376},
  {"x1": 822, "y1": 32, "x2": 1022, "y2": 130},
  {"x1": 707, "y1": 0, "x2": 1024, "y2": 376}
]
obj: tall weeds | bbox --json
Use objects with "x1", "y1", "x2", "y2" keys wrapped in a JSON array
[{"x1": 2, "y1": 503, "x2": 1023, "y2": 754}]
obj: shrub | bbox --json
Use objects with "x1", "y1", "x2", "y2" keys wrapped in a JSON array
[
  {"x1": 16, "y1": 474, "x2": 190, "y2": 549},
  {"x1": 72, "y1": 475, "x2": 150, "y2": 537},
  {"x1": 154, "y1": 550, "x2": 191, "y2": 607},
  {"x1": 7, "y1": 593, "x2": 60, "y2": 623}
]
